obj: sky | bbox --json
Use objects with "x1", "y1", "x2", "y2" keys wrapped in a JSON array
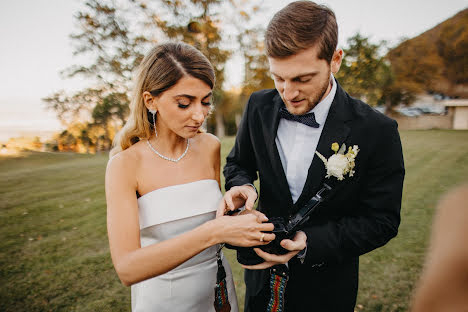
[{"x1": 0, "y1": 0, "x2": 466, "y2": 142}]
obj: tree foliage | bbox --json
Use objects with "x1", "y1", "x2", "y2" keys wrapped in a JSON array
[
  {"x1": 387, "y1": 8, "x2": 468, "y2": 99},
  {"x1": 336, "y1": 33, "x2": 392, "y2": 106},
  {"x1": 239, "y1": 27, "x2": 274, "y2": 96},
  {"x1": 44, "y1": 0, "x2": 263, "y2": 145}
]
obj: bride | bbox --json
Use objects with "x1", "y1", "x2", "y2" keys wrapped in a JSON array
[{"x1": 105, "y1": 42, "x2": 275, "y2": 312}]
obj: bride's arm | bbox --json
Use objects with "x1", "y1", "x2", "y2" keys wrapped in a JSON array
[{"x1": 106, "y1": 152, "x2": 274, "y2": 286}]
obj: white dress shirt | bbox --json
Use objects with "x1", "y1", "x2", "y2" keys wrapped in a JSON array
[{"x1": 275, "y1": 76, "x2": 337, "y2": 203}]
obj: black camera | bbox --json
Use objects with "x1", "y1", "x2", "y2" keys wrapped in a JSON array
[{"x1": 227, "y1": 183, "x2": 333, "y2": 265}]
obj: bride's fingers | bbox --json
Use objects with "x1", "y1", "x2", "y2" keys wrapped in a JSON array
[
  {"x1": 224, "y1": 194, "x2": 235, "y2": 212},
  {"x1": 257, "y1": 222, "x2": 274, "y2": 232},
  {"x1": 249, "y1": 210, "x2": 268, "y2": 222},
  {"x1": 244, "y1": 232, "x2": 274, "y2": 244},
  {"x1": 216, "y1": 199, "x2": 229, "y2": 217},
  {"x1": 258, "y1": 233, "x2": 275, "y2": 243}
]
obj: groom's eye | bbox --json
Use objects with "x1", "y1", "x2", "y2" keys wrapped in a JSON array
[{"x1": 296, "y1": 76, "x2": 313, "y2": 83}]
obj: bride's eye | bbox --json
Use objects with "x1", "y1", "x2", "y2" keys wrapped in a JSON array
[
  {"x1": 202, "y1": 101, "x2": 211, "y2": 106},
  {"x1": 178, "y1": 102, "x2": 189, "y2": 109}
]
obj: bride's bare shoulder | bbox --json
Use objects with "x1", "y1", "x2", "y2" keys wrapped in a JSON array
[
  {"x1": 107, "y1": 141, "x2": 145, "y2": 174},
  {"x1": 195, "y1": 132, "x2": 220, "y2": 153}
]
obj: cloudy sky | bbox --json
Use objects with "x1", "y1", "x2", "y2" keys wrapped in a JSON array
[{"x1": 0, "y1": 0, "x2": 466, "y2": 141}]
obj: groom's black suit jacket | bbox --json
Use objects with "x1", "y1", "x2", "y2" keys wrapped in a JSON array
[{"x1": 224, "y1": 81, "x2": 405, "y2": 312}]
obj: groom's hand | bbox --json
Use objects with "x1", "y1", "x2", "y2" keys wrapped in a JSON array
[
  {"x1": 241, "y1": 231, "x2": 307, "y2": 270},
  {"x1": 216, "y1": 185, "x2": 258, "y2": 217}
]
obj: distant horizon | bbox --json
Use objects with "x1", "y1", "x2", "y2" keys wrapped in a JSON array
[
  {"x1": 0, "y1": 98, "x2": 62, "y2": 143},
  {"x1": 0, "y1": 128, "x2": 58, "y2": 144}
]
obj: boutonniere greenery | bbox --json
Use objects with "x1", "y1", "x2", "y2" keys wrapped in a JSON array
[{"x1": 315, "y1": 142, "x2": 359, "y2": 181}]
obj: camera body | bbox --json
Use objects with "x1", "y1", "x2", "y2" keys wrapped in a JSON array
[
  {"x1": 227, "y1": 183, "x2": 333, "y2": 266},
  {"x1": 259, "y1": 216, "x2": 295, "y2": 255}
]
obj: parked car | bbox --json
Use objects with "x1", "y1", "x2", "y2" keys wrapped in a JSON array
[{"x1": 397, "y1": 107, "x2": 422, "y2": 117}]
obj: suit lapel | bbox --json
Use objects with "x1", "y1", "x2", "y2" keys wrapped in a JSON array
[
  {"x1": 263, "y1": 92, "x2": 294, "y2": 207},
  {"x1": 293, "y1": 82, "x2": 353, "y2": 210}
]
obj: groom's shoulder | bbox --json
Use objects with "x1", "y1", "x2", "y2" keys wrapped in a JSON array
[
  {"x1": 346, "y1": 94, "x2": 397, "y2": 130},
  {"x1": 250, "y1": 88, "x2": 278, "y2": 99},
  {"x1": 247, "y1": 89, "x2": 279, "y2": 108}
]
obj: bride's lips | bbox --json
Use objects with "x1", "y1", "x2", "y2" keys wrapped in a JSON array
[{"x1": 186, "y1": 126, "x2": 199, "y2": 131}]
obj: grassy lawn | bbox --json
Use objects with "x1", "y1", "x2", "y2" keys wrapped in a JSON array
[{"x1": 1, "y1": 130, "x2": 467, "y2": 312}]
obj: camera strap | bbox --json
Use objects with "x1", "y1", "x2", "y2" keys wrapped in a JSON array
[
  {"x1": 267, "y1": 264, "x2": 289, "y2": 312},
  {"x1": 265, "y1": 182, "x2": 334, "y2": 311},
  {"x1": 214, "y1": 244, "x2": 231, "y2": 312}
]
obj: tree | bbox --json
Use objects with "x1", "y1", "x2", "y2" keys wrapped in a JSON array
[
  {"x1": 207, "y1": 21, "x2": 274, "y2": 135},
  {"x1": 386, "y1": 9, "x2": 468, "y2": 99},
  {"x1": 239, "y1": 27, "x2": 275, "y2": 97},
  {"x1": 336, "y1": 33, "x2": 392, "y2": 107},
  {"x1": 44, "y1": 0, "x2": 263, "y2": 142},
  {"x1": 387, "y1": 37, "x2": 444, "y2": 102},
  {"x1": 56, "y1": 130, "x2": 78, "y2": 152},
  {"x1": 437, "y1": 14, "x2": 468, "y2": 85},
  {"x1": 91, "y1": 92, "x2": 129, "y2": 148},
  {"x1": 79, "y1": 129, "x2": 93, "y2": 153}
]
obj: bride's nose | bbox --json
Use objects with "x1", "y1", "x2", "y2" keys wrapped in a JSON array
[{"x1": 191, "y1": 106, "x2": 205, "y2": 124}]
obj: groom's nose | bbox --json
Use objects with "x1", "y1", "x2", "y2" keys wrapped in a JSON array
[{"x1": 283, "y1": 81, "x2": 299, "y2": 102}]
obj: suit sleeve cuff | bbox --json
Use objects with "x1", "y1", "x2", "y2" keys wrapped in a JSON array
[{"x1": 243, "y1": 183, "x2": 258, "y2": 201}]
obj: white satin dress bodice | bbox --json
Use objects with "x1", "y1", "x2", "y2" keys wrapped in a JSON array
[{"x1": 131, "y1": 179, "x2": 238, "y2": 312}]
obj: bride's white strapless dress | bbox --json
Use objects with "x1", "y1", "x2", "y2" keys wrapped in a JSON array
[{"x1": 131, "y1": 179, "x2": 238, "y2": 312}]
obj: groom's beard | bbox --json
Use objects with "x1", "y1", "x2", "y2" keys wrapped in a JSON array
[{"x1": 307, "y1": 69, "x2": 332, "y2": 111}]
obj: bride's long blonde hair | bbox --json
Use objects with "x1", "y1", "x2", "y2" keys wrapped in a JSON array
[{"x1": 110, "y1": 42, "x2": 215, "y2": 158}]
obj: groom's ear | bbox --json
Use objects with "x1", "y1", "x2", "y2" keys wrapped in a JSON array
[{"x1": 331, "y1": 49, "x2": 343, "y2": 75}]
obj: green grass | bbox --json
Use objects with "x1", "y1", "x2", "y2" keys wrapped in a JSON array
[{"x1": 1, "y1": 130, "x2": 467, "y2": 312}]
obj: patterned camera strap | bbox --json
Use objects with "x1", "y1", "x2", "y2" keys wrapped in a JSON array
[
  {"x1": 214, "y1": 244, "x2": 231, "y2": 312},
  {"x1": 267, "y1": 264, "x2": 289, "y2": 312}
]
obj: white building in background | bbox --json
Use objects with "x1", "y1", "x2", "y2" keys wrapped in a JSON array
[
  {"x1": 388, "y1": 96, "x2": 468, "y2": 130},
  {"x1": 444, "y1": 99, "x2": 468, "y2": 130}
]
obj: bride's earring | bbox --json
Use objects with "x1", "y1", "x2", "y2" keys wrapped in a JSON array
[{"x1": 149, "y1": 109, "x2": 157, "y2": 137}]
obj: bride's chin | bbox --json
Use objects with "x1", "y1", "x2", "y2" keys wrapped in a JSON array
[
  {"x1": 178, "y1": 132, "x2": 197, "y2": 140},
  {"x1": 183, "y1": 127, "x2": 201, "y2": 138}
]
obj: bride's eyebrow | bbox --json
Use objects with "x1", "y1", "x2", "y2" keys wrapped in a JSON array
[
  {"x1": 202, "y1": 92, "x2": 212, "y2": 101},
  {"x1": 173, "y1": 91, "x2": 212, "y2": 101},
  {"x1": 174, "y1": 94, "x2": 196, "y2": 101}
]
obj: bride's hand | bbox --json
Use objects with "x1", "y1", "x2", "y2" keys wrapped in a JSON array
[
  {"x1": 212, "y1": 210, "x2": 275, "y2": 247},
  {"x1": 216, "y1": 185, "x2": 257, "y2": 217}
]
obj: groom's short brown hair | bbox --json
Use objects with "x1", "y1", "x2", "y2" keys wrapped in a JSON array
[{"x1": 265, "y1": 1, "x2": 338, "y2": 63}]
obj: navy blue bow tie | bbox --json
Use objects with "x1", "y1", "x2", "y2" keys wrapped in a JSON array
[{"x1": 278, "y1": 107, "x2": 320, "y2": 128}]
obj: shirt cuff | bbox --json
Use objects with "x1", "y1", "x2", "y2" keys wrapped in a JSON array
[{"x1": 297, "y1": 245, "x2": 307, "y2": 264}]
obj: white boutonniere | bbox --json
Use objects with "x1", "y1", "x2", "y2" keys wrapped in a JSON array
[{"x1": 315, "y1": 142, "x2": 359, "y2": 180}]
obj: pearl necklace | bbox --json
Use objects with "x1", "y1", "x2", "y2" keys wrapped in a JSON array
[{"x1": 146, "y1": 139, "x2": 190, "y2": 162}]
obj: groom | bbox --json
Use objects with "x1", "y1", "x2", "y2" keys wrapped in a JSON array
[{"x1": 220, "y1": 1, "x2": 405, "y2": 311}]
